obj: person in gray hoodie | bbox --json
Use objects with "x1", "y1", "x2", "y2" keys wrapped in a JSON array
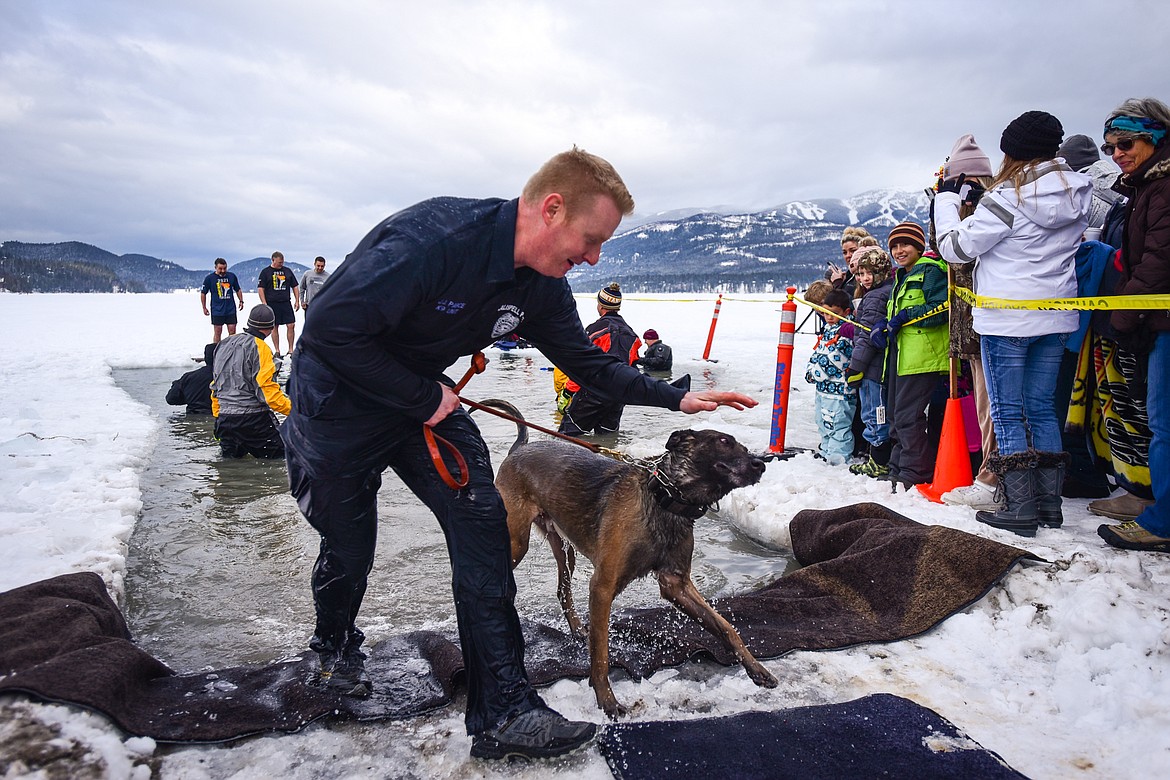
[{"x1": 211, "y1": 304, "x2": 290, "y2": 459}]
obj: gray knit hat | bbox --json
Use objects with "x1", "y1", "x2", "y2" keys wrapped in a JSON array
[
  {"x1": 247, "y1": 304, "x2": 276, "y2": 330},
  {"x1": 1057, "y1": 134, "x2": 1100, "y2": 172}
]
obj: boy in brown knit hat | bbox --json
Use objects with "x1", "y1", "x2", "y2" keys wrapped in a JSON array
[{"x1": 868, "y1": 222, "x2": 950, "y2": 489}]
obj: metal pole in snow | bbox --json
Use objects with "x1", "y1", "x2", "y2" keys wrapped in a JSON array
[
  {"x1": 769, "y1": 287, "x2": 798, "y2": 452},
  {"x1": 701, "y1": 293, "x2": 722, "y2": 361}
]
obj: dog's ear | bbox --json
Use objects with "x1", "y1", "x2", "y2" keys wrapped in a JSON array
[{"x1": 666, "y1": 430, "x2": 696, "y2": 450}]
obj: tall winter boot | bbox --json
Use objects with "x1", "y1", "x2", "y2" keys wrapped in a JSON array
[
  {"x1": 976, "y1": 451, "x2": 1039, "y2": 537},
  {"x1": 1034, "y1": 451, "x2": 1071, "y2": 528}
]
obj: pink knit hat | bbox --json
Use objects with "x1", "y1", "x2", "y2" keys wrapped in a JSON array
[{"x1": 944, "y1": 134, "x2": 994, "y2": 179}]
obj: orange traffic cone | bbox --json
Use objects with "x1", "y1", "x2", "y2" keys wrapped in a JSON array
[{"x1": 917, "y1": 397, "x2": 974, "y2": 503}]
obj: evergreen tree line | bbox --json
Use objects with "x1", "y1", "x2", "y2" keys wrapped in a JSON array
[{"x1": 0, "y1": 254, "x2": 142, "y2": 293}]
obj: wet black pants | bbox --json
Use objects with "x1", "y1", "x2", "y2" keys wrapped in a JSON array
[
  {"x1": 284, "y1": 407, "x2": 541, "y2": 734},
  {"x1": 558, "y1": 388, "x2": 623, "y2": 435},
  {"x1": 215, "y1": 411, "x2": 285, "y2": 459}
]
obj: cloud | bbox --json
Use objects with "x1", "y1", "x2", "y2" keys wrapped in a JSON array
[{"x1": 0, "y1": 0, "x2": 1164, "y2": 268}]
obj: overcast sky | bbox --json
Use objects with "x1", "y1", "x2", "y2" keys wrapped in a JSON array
[{"x1": 2, "y1": 1, "x2": 1166, "y2": 270}]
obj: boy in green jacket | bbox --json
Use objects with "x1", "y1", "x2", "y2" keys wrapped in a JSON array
[{"x1": 870, "y1": 222, "x2": 949, "y2": 489}]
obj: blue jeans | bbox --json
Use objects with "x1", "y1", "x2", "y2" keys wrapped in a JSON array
[
  {"x1": 1137, "y1": 331, "x2": 1170, "y2": 536},
  {"x1": 858, "y1": 378, "x2": 889, "y2": 447},
  {"x1": 981, "y1": 333, "x2": 1068, "y2": 455}
]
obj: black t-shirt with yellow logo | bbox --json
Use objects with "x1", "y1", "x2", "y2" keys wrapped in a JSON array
[{"x1": 258, "y1": 265, "x2": 299, "y2": 303}]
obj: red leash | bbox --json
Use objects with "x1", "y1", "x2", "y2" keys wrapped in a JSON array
[
  {"x1": 424, "y1": 352, "x2": 487, "y2": 490},
  {"x1": 426, "y1": 352, "x2": 612, "y2": 489}
]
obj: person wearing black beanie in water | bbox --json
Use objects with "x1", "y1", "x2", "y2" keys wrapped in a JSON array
[
  {"x1": 558, "y1": 282, "x2": 645, "y2": 435},
  {"x1": 211, "y1": 304, "x2": 290, "y2": 459}
]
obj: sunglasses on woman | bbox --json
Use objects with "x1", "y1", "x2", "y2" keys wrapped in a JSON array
[{"x1": 1101, "y1": 138, "x2": 1139, "y2": 155}]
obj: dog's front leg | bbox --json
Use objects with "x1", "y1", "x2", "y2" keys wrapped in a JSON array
[
  {"x1": 588, "y1": 573, "x2": 628, "y2": 719},
  {"x1": 657, "y1": 572, "x2": 778, "y2": 689}
]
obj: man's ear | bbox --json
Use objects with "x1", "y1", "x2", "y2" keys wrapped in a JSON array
[{"x1": 541, "y1": 193, "x2": 564, "y2": 225}]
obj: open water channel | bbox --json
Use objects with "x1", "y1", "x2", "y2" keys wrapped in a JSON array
[{"x1": 116, "y1": 350, "x2": 791, "y2": 676}]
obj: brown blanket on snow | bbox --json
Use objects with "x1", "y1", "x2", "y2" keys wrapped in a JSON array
[{"x1": 0, "y1": 503, "x2": 1039, "y2": 743}]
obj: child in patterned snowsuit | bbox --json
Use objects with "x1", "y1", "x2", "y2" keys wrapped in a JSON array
[{"x1": 805, "y1": 289, "x2": 857, "y2": 464}]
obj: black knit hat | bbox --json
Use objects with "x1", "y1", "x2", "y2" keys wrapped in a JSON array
[
  {"x1": 247, "y1": 304, "x2": 276, "y2": 330},
  {"x1": 1000, "y1": 111, "x2": 1064, "y2": 161},
  {"x1": 597, "y1": 282, "x2": 622, "y2": 311}
]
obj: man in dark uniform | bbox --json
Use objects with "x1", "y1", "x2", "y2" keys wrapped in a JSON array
[{"x1": 281, "y1": 147, "x2": 755, "y2": 760}]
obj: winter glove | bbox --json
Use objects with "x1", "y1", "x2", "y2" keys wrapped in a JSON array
[
  {"x1": 936, "y1": 172, "x2": 967, "y2": 195},
  {"x1": 938, "y1": 173, "x2": 986, "y2": 208},
  {"x1": 870, "y1": 318, "x2": 890, "y2": 350},
  {"x1": 888, "y1": 311, "x2": 911, "y2": 333},
  {"x1": 846, "y1": 370, "x2": 864, "y2": 388}
]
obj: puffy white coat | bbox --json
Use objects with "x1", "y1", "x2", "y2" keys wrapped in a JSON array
[{"x1": 934, "y1": 160, "x2": 1092, "y2": 337}]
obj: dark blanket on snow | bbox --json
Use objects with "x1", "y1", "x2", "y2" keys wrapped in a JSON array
[
  {"x1": 0, "y1": 503, "x2": 1038, "y2": 743},
  {"x1": 598, "y1": 693, "x2": 1028, "y2": 779}
]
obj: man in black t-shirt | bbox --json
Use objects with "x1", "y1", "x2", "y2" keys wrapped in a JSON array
[{"x1": 257, "y1": 251, "x2": 299, "y2": 357}]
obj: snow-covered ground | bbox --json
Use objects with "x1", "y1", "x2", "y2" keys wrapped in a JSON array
[{"x1": 1, "y1": 291, "x2": 1168, "y2": 779}]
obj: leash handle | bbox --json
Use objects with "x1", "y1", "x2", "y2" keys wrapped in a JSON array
[
  {"x1": 424, "y1": 426, "x2": 470, "y2": 489},
  {"x1": 425, "y1": 352, "x2": 488, "y2": 490}
]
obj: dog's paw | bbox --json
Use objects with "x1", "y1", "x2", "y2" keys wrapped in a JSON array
[
  {"x1": 747, "y1": 665, "x2": 779, "y2": 689},
  {"x1": 601, "y1": 699, "x2": 630, "y2": 720}
]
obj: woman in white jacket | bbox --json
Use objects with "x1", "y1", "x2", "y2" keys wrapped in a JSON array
[{"x1": 933, "y1": 111, "x2": 1092, "y2": 537}]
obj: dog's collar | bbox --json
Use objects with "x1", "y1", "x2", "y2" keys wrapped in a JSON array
[{"x1": 647, "y1": 469, "x2": 711, "y2": 520}]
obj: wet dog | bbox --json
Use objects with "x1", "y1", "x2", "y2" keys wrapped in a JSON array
[{"x1": 481, "y1": 399, "x2": 777, "y2": 718}]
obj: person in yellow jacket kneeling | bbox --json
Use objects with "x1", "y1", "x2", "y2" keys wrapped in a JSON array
[{"x1": 211, "y1": 304, "x2": 291, "y2": 459}]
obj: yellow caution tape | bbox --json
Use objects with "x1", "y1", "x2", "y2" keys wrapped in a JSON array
[
  {"x1": 953, "y1": 286, "x2": 1170, "y2": 311},
  {"x1": 790, "y1": 294, "x2": 869, "y2": 331}
]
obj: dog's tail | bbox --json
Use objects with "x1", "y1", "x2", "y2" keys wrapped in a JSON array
[{"x1": 470, "y1": 398, "x2": 528, "y2": 452}]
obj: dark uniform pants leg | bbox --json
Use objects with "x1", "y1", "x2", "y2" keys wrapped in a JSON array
[
  {"x1": 390, "y1": 409, "x2": 542, "y2": 734},
  {"x1": 288, "y1": 455, "x2": 380, "y2": 655}
]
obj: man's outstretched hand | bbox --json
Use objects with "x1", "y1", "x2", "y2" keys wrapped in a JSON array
[{"x1": 679, "y1": 391, "x2": 758, "y2": 414}]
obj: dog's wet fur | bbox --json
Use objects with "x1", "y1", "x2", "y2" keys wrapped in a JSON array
[{"x1": 477, "y1": 399, "x2": 777, "y2": 718}]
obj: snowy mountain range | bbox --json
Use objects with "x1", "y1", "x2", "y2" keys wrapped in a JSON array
[
  {"x1": 4, "y1": 189, "x2": 929, "y2": 294},
  {"x1": 570, "y1": 188, "x2": 931, "y2": 293}
]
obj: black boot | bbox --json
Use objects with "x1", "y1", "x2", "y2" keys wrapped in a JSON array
[
  {"x1": 976, "y1": 451, "x2": 1039, "y2": 537},
  {"x1": 1035, "y1": 451, "x2": 1070, "y2": 528},
  {"x1": 312, "y1": 629, "x2": 373, "y2": 698}
]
